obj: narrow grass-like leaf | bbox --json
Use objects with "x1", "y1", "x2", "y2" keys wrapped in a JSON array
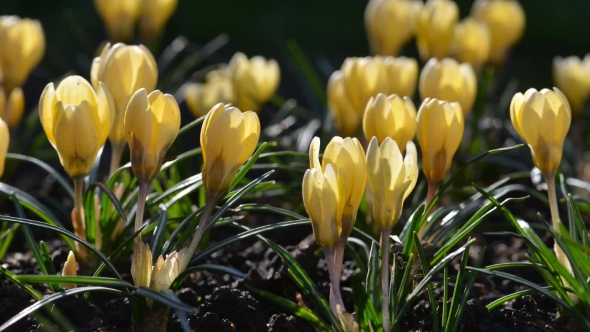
[
  {"x1": 6, "y1": 153, "x2": 74, "y2": 198},
  {"x1": 0, "y1": 221, "x2": 18, "y2": 258},
  {"x1": 266, "y1": 240, "x2": 344, "y2": 332},
  {"x1": 151, "y1": 204, "x2": 169, "y2": 262},
  {"x1": 402, "y1": 204, "x2": 425, "y2": 256},
  {"x1": 0, "y1": 265, "x2": 42, "y2": 300},
  {"x1": 135, "y1": 287, "x2": 198, "y2": 313},
  {"x1": 0, "y1": 183, "x2": 73, "y2": 249},
  {"x1": 92, "y1": 224, "x2": 147, "y2": 278},
  {"x1": 0, "y1": 286, "x2": 125, "y2": 331},
  {"x1": 467, "y1": 267, "x2": 571, "y2": 308},
  {"x1": 11, "y1": 193, "x2": 48, "y2": 277},
  {"x1": 0, "y1": 215, "x2": 122, "y2": 280},
  {"x1": 233, "y1": 203, "x2": 306, "y2": 220},
  {"x1": 353, "y1": 273, "x2": 383, "y2": 332},
  {"x1": 366, "y1": 241, "x2": 380, "y2": 310},
  {"x1": 39, "y1": 241, "x2": 62, "y2": 293},
  {"x1": 486, "y1": 286, "x2": 556, "y2": 310},
  {"x1": 451, "y1": 247, "x2": 486, "y2": 332},
  {"x1": 148, "y1": 174, "x2": 202, "y2": 207},
  {"x1": 177, "y1": 115, "x2": 205, "y2": 136},
  {"x1": 414, "y1": 232, "x2": 439, "y2": 332},
  {"x1": 16, "y1": 275, "x2": 135, "y2": 288},
  {"x1": 228, "y1": 142, "x2": 268, "y2": 192},
  {"x1": 246, "y1": 284, "x2": 333, "y2": 331}
]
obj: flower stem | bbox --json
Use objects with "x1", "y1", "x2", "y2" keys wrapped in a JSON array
[
  {"x1": 185, "y1": 194, "x2": 218, "y2": 270},
  {"x1": 381, "y1": 228, "x2": 392, "y2": 332},
  {"x1": 544, "y1": 173, "x2": 560, "y2": 232},
  {"x1": 418, "y1": 181, "x2": 439, "y2": 240},
  {"x1": 134, "y1": 181, "x2": 150, "y2": 237},
  {"x1": 324, "y1": 248, "x2": 345, "y2": 315},
  {"x1": 109, "y1": 144, "x2": 125, "y2": 177},
  {"x1": 72, "y1": 178, "x2": 87, "y2": 259}
]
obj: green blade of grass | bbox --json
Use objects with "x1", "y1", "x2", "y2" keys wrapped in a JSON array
[
  {"x1": 150, "y1": 204, "x2": 169, "y2": 262},
  {"x1": 6, "y1": 153, "x2": 74, "y2": 198},
  {"x1": 451, "y1": 247, "x2": 486, "y2": 332},
  {"x1": 266, "y1": 239, "x2": 344, "y2": 332},
  {"x1": 245, "y1": 284, "x2": 333, "y2": 332},
  {"x1": 134, "y1": 287, "x2": 198, "y2": 313},
  {"x1": 366, "y1": 241, "x2": 380, "y2": 311},
  {"x1": 352, "y1": 273, "x2": 383, "y2": 332},
  {"x1": 39, "y1": 241, "x2": 62, "y2": 293},
  {"x1": 228, "y1": 142, "x2": 268, "y2": 192},
  {"x1": 0, "y1": 286, "x2": 125, "y2": 331},
  {"x1": 414, "y1": 232, "x2": 439, "y2": 332},
  {"x1": 0, "y1": 215, "x2": 122, "y2": 280},
  {"x1": 486, "y1": 286, "x2": 556, "y2": 311},
  {"x1": 16, "y1": 275, "x2": 135, "y2": 288}
]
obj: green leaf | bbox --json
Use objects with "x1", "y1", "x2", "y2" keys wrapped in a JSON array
[
  {"x1": 486, "y1": 286, "x2": 556, "y2": 311},
  {"x1": 0, "y1": 215, "x2": 123, "y2": 280},
  {"x1": 6, "y1": 153, "x2": 74, "y2": 198},
  {"x1": 39, "y1": 241, "x2": 62, "y2": 293},
  {"x1": 450, "y1": 247, "x2": 486, "y2": 332},
  {"x1": 0, "y1": 183, "x2": 74, "y2": 250},
  {"x1": 0, "y1": 265, "x2": 43, "y2": 300},
  {"x1": 267, "y1": 240, "x2": 344, "y2": 332},
  {"x1": 150, "y1": 204, "x2": 169, "y2": 263},
  {"x1": 0, "y1": 286, "x2": 125, "y2": 331},
  {"x1": 16, "y1": 275, "x2": 135, "y2": 288},
  {"x1": 246, "y1": 284, "x2": 333, "y2": 332},
  {"x1": 414, "y1": 232, "x2": 439, "y2": 332},
  {"x1": 134, "y1": 287, "x2": 198, "y2": 313},
  {"x1": 366, "y1": 241, "x2": 380, "y2": 311},
  {"x1": 229, "y1": 142, "x2": 268, "y2": 192}
]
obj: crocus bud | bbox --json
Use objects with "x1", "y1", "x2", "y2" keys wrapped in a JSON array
[
  {"x1": 510, "y1": 88, "x2": 571, "y2": 176},
  {"x1": 91, "y1": 43, "x2": 158, "y2": 148},
  {"x1": 201, "y1": 104, "x2": 261, "y2": 197},
  {"x1": 452, "y1": 17, "x2": 491, "y2": 70},
  {"x1": 342, "y1": 57, "x2": 387, "y2": 112},
  {"x1": 184, "y1": 71, "x2": 235, "y2": 118},
  {"x1": 302, "y1": 164, "x2": 343, "y2": 249},
  {"x1": 125, "y1": 89, "x2": 181, "y2": 182},
  {"x1": 61, "y1": 251, "x2": 77, "y2": 289},
  {"x1": 553, "y1": 56, "x2": 590, "y2": 119},
  {"x1": 0, "y1": 87, "x2": 24, "y2": 130},
  {"x1": 0, "y1": 16, "x2": 45, "y2": 93},
  {"x1": 383, "y1": 56, "x2": 419, "y2": 98},
  {"x1": 419, "y1": 58, "x2": 477, "y2": 115},
  {"x1": 0, "y1": 118, "x2": 8, "y2": 177},
  {"x1": 365, "y1": 0, "x2": 423, "y2": 56},
  {"x1": 471, "y1": 0, "x2": 525, "y2": 66},
  {"x1": 366, "y1": 138, "x2": 418, "y2": 231},
  {"x1": 363, "y1": 93, "x2": 417, "y2": 151},
  {"x1": 327, "y1": 71, "x2": 361, "y2": 137},
  {"x1": 416, "y1": 98, "x2": 464, "y2": 185},
  {"x1": 228, "y1": 52, "x2": 280, "y2": 113},
  {"x1": 39, "y1": 76, "x2": 115, "y2": 178},
  {"x1": 131, "y1": 240, "x2": 152, "y2": 288},
  {"x1": 150, "y1": 248, "x2": 189, "y2": 291},
  {"x1": 139, "y1": 0, "x2": 178, "y2": 41},
  {"x1": 416, "y1": 0, "x2": 459, "y2": 61},
  {"x1": 94, "y1": 0, "x2": 142, "y2": 42},
  {"x1": 309, "y1": 136, "x2": 366, "y2": 239}
]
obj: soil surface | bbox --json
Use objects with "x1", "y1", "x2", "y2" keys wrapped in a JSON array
[{"x1": 0, "y1": 216, "x2": 574, "y2": 332}]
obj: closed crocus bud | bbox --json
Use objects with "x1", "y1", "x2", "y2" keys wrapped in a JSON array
[
  {"x1": 383, "y1": 56, "x2": 419, "y2": 98},
  {"x1": 0, "y1": 87, "x2": 24, "y2": 130},
  {"x1": 0, "y1": 118, "x2": 8, "y2": 177},
  {"x1": 91, "y1": 43, "x2": 158, "y2": 148},
  {"x1": 61, "y1": 251, "x2": 77, "y2": 289},
  {"x1": 471, "y1": 0, "x2": 525, "y2": 66},
  {"x1": 366, "y1": 0, "x2": 423, "y2": 56},
  {"x1": 363, "y1": 93, "x2": 417, "y2": 151},
  {"x1": 0, "y1": 16, "x2": 45, "y2": 93},
  {"x1": 94, "y1": 0, "x2": 142, "y2": 42},
  {"x1": 419, "y1": 58, "x2": 477, "y2": 115},
  {"x1": 184, "y1": 76, "x2": 235, "y2": 118},
  {"x1": 309, "y1": 136, "x2": 366, "y2": 239},
  {"x1": 417, "y1": 98, "x2": 464, "y2": 185},
  {"x1": 327, "y1": 71, "x2": 361, "y2": 136},
  {"x1": 201, "y1": 104, "x2": 261, "y2": 197},
  {"x1": 228, "y1": 52, "x2": 280, "y2": 113},
  {"x1": 131, "y1": 240, "x2": 152, "y2": 288},
  {"x1": 150, "y1": 248, "x2": 189, "y2": 291},
  {"x1": 139, "y1": 0, "x2": 178, "y2": 41},
  {"x1": 510, "y1": 88, "x2": 571, "y2": 175},
  {"x1": 39, "y1": 76, "x2": 115, "y2": 178},
  {"x1": 366, "y1": 137, "x2": 418, "y2": 231},
  {"x1": 342, "y1": 57, "x2": 387, "y2": 112},
  {"x1": 416, "y1": 0, "x2": 459, "y2": 61},
  {"x1": 302, "y1": 164, "x2": 344, "y2": 249},
  {"x1": 125, "y1": 89, "x2": 181, "y2": 182},
  {"x1": 552, "y1": 56, "x2": 590, "y2": 119},
  {"x1": 452, "y1": 17, "x2": 491, "y2": 70}
]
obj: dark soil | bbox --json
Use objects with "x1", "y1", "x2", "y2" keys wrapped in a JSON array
[{"x1": 0, "y1": 211, "x2": 575, "y2": 332}]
